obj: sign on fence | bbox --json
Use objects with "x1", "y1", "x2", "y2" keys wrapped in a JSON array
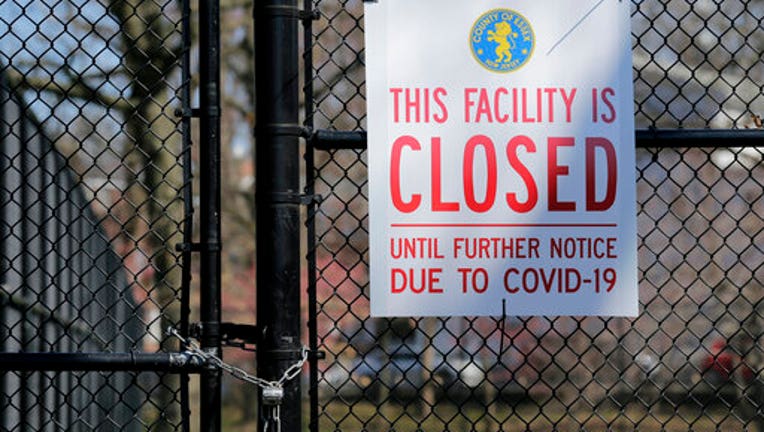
[{"x1": 367, "y1": 0, "x2": 638, "y2": 317}]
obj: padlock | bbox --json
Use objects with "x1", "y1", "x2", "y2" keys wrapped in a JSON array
[{"x1": 262, "y1": 386, "x2": 284, "y2": 406}]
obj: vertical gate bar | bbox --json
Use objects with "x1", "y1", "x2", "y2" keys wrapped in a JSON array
[
  {"x1": 38, "y1": 143, "x2": 51, "y2": 432},
  {"x1": 52, "y1": 159, "x2": 63, "y2": 431},
  {"x1": 0, "y1": 72, "x2": 6, "y2": 428},
  {"x1": 755, "y1": 312, "x2": 764, "y2": 432},
  {"x1": 179, "y1": 0, "x2": 193, "y2": 429},
  {"x1": 255, "y1": 0, "x2": 302, "y2": 430},
  {"x1": 62, "y1": 169, "x2": 73, "y2": 428},
  {"x1": 19, "y1": 115, "x2": 29, "y2": 432},
  {"x1": 198, "y1": 0, "x2": 223, "y2": 431},
  {"x1": 302, "y1": 0, "x2": 319, "y2": 427}
]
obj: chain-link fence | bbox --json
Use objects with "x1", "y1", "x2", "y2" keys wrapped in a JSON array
[
  {"x1": 0, "y1": 73, "x2": 146, "y2": 430},
  {"x1": 1, "y1": 0, "x2": 762, "y2": 430},
  {"x1": 306, "y1": 1, "x2": 763, "y2": 431},
  {"x1": 0, "y1": 0, "x2": 193, "y2": 429}
]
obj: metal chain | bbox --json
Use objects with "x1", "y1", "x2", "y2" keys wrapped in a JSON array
[
  {"x1": 167, "y1": 327, "x2": 305, "y2": 432},
  {"x1": 166, "y1": 327, "x2": 308, "y2": 389},
  {"x1": 264, "y1": 405, "x2": 281, "y2": 432}
]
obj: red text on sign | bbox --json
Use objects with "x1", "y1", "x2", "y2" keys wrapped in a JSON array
[
  {"x1": 389, "y1": 87, "x2": 449, "y2": 123},
  {"x1": 463, "y1": 87, "x2": 577, "y2": 123},
  {"x1": 389, "y1": 134, "x2": 618, "y2": 214},
  {"x1": 391, "y1": 268, "x2": 443, "y2": 294}
]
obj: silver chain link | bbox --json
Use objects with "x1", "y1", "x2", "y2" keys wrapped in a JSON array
[
  {"x1": 264, "y1": 405, "x2": 280, "y2": 432},
  {"x1": 167, "y1": 327, "x2": 307, "y2": 432},
  {"x1": 166, "y1": 327, "x2": 308, "y2": 390}
]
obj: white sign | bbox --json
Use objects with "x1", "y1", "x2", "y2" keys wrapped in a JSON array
[{"x1": 367, "y1": 0, "x2": 638, "y2": 317}]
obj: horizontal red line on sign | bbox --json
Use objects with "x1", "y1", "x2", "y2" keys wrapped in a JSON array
[{"x1": 390, "y1": 223, "x2": 618, "y2": 228}]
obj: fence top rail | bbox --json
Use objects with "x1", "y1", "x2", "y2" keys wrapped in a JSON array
[{"x1": 310, "y1": 128, "x2": 764, "y2": 151}]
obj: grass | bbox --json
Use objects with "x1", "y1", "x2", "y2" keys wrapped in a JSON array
[
  {"x1": 317, "y1": 399, "x2": 756, "y2": 432},
  {"x1": 215, "y1": 396, "x2": 759, "y2": 432}
]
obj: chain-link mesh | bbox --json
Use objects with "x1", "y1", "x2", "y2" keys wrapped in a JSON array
[
  {"x1": 0, "y1": 0, "x2": 190, "y2": 429},
  {"x1": 307, "y1": 1, "x2": 763, "y2": 431}
]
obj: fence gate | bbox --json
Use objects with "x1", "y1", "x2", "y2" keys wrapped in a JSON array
[
  {"x1": 305, "y1": 1, "x2": 763, "y2": 432},
  {"x1": 0, "y1": 0, "x2": 226, "y2": 430}
]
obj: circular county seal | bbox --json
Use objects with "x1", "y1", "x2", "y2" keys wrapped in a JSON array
[{"x1": 470, "y1": 9, "x2": 535, "y2": 73}]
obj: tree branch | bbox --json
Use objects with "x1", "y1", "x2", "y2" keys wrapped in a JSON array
[{"x1": 5, "y1": 67, "x2": 133, "y2": 112}]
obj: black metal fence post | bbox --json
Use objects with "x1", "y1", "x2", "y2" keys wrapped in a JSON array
[
  {"x1": 179, "y1": 0, "x2": 194, "y2": 429},
  {"x1": 302, "y1": 0, "x2": 319, "y2": 430},
  {"x1": 199, "y1": 0, "x2": 223, "y2": 430},
  {"x1": 255, "y1": 0, "x2": 302, "y2": 430}
]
